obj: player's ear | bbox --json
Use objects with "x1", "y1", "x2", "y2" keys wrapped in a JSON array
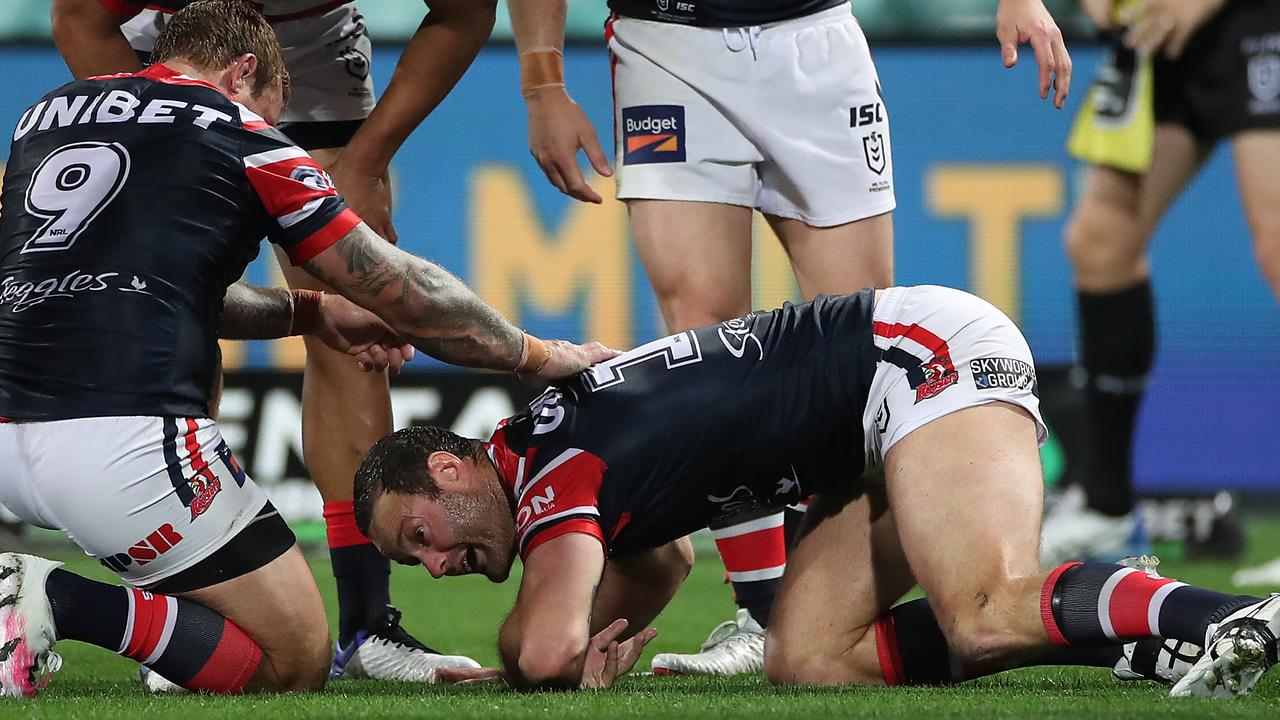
[
  {"x1": 425, "y1": 451, "x2": 465, "y2": 491},
  {"x1": 231, "y1": 53, "x2": 258, "y2": 93}
]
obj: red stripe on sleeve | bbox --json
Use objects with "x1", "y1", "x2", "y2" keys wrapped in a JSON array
[
  {"x1": 286, "y1": 208, "x2": 361, "y2": 265},
  {"x1": 521, "y1": 518, "x2": 606, "y2": 561},
  {"x1": 1040, "y1": 562, "x2": 1081, "y2": 646}
]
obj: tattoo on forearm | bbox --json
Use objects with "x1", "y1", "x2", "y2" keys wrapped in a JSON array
[
  {"x1": 304, "y1": 225, "x2": 525, "y2": 370},
  {"x1": 217, "y1": 282, "x2": 293, "y2": 340}
]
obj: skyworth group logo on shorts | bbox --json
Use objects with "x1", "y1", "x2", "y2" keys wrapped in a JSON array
[
  {"x1": 970, "y1": 356, "x2": 1038, "y2": 393},
  {"x1": 622, "y1": 105, "x2": 686, "y2": 165}
]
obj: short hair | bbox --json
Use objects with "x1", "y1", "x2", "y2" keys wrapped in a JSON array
[
  {"x1": 151, "y1": 0, "x2": 288, "y2": 98},
  {"x1": 353, "y1": 426, "x2": 487, "y2": 536}
]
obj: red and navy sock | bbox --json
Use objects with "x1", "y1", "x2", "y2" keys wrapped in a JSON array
[
  {"x1": 710, "y1": 510, "x2": 787, "y2": 626},
  {"x1": 324, "y1": 500, "x2": 391, "y2": 647},
  {"x1": 1042, "y1": 562, "x2": 1259, "y2": 646},
  {"x1": 874, "y1": 598, "x2": 1121, "y2": 685},
  {"x1": 44, "y1": 569, "x2": 261, "y2": 693}
]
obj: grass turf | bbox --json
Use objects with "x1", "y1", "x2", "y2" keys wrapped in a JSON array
[{"x1": 6, "y1": 520, "x2": 1280, "y2": 718}]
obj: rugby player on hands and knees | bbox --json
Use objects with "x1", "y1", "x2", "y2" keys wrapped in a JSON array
[
  {"x1": 51, "y1": 0, "x2": 504, "y2": 682},
  {"x1": 0, "y1": 0, "x2": 612, "y2": 699},
  {"x1": 357, "y1": 286, "x2": 1280, "y2": 698},
  {"x1": 507, "y1": 0, "x2": 1071, "y2": 677}
]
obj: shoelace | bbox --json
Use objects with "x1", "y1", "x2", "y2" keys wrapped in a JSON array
[
  {"x1": 699, "y1": 620, "x2": 758, "y2": 653},
  {"x1": 31, "y1": 651, "x2": 61, "y2": 691},
  {"x1": 370, "y1": 607, "x2": 441, "y2": 655}
]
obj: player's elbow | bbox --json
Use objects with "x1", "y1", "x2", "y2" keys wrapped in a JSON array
[
  {"x1": 51, "y1": 0, "x2": 112, "y2": 48},
  {"x1": 512, "y1": 639, "x2": 586, "y2": 690}
]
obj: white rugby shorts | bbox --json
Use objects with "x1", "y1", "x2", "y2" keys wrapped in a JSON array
[
  {"x1": 122, "y1": 2, "x2": 375, "y2": 125},
  {"x1": 0, "y1": 416, "x2": 271, "y2": 588},
  {"x1": 608, "y1": 3, "x2": 895, "y2": 226},
  {"x1": 862, "y1": 286, "x2": 1049, "y2": 474}
]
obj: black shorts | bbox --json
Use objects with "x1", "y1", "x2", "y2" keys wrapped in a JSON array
[{"x1": 1154, "y1": 0, "x2": 1280, "y2": 140}]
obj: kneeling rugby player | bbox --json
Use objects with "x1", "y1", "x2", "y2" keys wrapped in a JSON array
[
  {"x1": 356, "y1": 285, "x2": 1279, "y2": 698},
  {"x1": 0, "y1": 0, "x2": 610, "y2": 698}
]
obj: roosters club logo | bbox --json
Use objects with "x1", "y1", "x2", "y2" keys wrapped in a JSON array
[{"x1": 914, "y1": 357, "x2": 958, "y2": 403}]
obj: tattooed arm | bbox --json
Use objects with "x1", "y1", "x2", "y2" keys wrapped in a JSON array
[
  {"x1": 300, "y1": 222, "x2": 614, "y2": 375},
  {"x1": 218, "y1": 282, "x2": 293, "y2": 340},
  {"x1": 217, "y1": 281, "x2": 415, "y2": 374}
]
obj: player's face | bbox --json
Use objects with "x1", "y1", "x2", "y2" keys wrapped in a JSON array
[{"x1": 368, "y1": 460, "x2": 517, "y2": 583}]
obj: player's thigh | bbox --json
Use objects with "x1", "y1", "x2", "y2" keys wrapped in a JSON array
[
  {"x1": 764, "y1": 484, "x2": 915, "y2": 686},
  {"x1": 868, "y1": 285, "x2": 1049, "y2": 658},
  {"x1": 1231, "y1": 130, "x2": 1280, "y2": 294},
  {"x1": 1067, "y1": 125, "x2": 1208, "y2": 291},
  {"x1": 181, "y1": 544, "x2": 330, "y2": 691},
  {"x1": 765, "y1": 211, "x2": 894, "y2": 299},
  {"x1": 883, "y1": 403, "x2": 1046, "y2": 658},
  {"x1": 629, "y1": 200, "x2": 756, "y2": 331}
]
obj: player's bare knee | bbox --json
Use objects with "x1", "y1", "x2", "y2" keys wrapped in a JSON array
[
  {"x1": 938, "y1": 596, "x2": 1025, "y2": 667},
  {"x1": 666, "y1": 536, "x2": 695, "y2": 586},
  {"x1": 764, "y1": 628, "x2": 878, "y2": 686},
  {"x1": 1064, "y1": 205, "x2": 1143, "y2": 282},
  {"x1": 262, "y1": 630, "x2": 330, "y2": 692}
]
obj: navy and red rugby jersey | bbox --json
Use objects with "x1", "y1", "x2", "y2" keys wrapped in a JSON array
[
  {"x1": 485, "y1": 291, "x2": 879, "y2": 562},
  {"x1": 0, "y1": 64, "x2": 359, "y2": 420}
]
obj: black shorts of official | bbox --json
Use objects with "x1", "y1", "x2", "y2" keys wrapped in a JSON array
[
  {"x1": 1153, "y1": 0, "x2": 1280, "y2": 140},
  {"x1": 147, "y1": 501, "x2": 296, "y2": 595},
  {"x1": 278, "y1": 119, "x2": 366, "y2": 151}
]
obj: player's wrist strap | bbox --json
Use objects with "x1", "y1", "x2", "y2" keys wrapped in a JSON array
[
  {"x1": 288, "y1": 289, "x2": 324, "y2": 336},
  {"x1": 516, "y1": 333, "x2": 551, "y2": 374},
  {"x1": 520, "y1": 49, "x2": 565, "y2": 99}
]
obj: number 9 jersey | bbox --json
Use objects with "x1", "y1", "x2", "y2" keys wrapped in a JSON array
[{"x1": 0, "y1": 64, "x2": 360, "y2": 421}]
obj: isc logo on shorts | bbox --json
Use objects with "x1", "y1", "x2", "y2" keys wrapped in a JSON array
[{"x1": 622, "y1": 105, "x2": 686, "y2": 165}]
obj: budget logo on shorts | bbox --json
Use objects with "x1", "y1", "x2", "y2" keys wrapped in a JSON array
[
  {"x1": 971, "y1": 357, "x2": 1038, "y2": 395},
  {"x1": 622, "y1": 105, "x2": 686, "y2": 165}
]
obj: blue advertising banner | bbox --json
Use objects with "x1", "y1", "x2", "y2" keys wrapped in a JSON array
[{"x1": 0, "y1": 44, "x2": 1276, "y2": 494}]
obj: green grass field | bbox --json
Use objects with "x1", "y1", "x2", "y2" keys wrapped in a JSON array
[{"x1": 6, "y1": 520, "x2": 1280, "y2": 719}]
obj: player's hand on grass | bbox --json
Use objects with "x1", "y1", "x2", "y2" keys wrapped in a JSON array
[
  {"x1": 314, "y1": 293, "x2": 415, "y2": 375},
  {"x1": 525, "y1": 86, "x2": 612, "y2": 204},
  {"x1": 581, "y1": 619, "x2": 658, "y2": 690},
  {"x1": 1121, "y1": 0, "x2": 1228, "y2": 60},
  {"x1": 996, "y1": 0, "x2": 1073, "y2": 108},
  {"x1": 521, "y1": 340, "x2": 619, "y2": 384},
  {"x1": 327, "y1": 153, "x2": 398, "y2": 243}
]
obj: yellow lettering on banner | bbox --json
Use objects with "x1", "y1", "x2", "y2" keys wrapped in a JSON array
[
  {"x1": 927, "y1": 166, "x2": 1063, "y2": 321},
  {"x1": 752, "y1": 216, "x2": 800, "y2": 311},
  {"x1": 472, "y1": 166, "x2": 630, "y2": 349}
]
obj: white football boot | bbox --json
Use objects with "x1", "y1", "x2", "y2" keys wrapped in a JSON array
[
  {"x1": 1232, "y1": 557, "x2": 1280, "y2": 589},
  {"x1": 1171, "y1": 593, "x2": 1280, "y2": 699},
  {"x1": 138, "y1": 665, "x2": 185, "y2": 693},
  {"x1": 651, "y1": 608, "x2": 764, "y2": 676},
  {"x1": 1040, "y1": 504, "x2": 1150, "y2": 568},
  {"x1": 330, "y1": 607, "x2": 480, "y2": 683},
  {"x1": 0, "y1": 553, "x2": 64, "y2": 698},
  {"x1": 1113, "y1": 639, "x2": 1201, "y2": 685}
]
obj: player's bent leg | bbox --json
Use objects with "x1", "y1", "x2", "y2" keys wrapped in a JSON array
[
  {"x1": 884, "y1": 403, "x2": 1053, "y2": 666},
  {"x1": 178, "y1": 544, "x2": 330, "y2": 691},
  {"x1": 1232, "y1": 130, "x2": 1280, "y2": 298},
  {"x1": 763, "y1": 485, "x2": 916, "y2": 686}
]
